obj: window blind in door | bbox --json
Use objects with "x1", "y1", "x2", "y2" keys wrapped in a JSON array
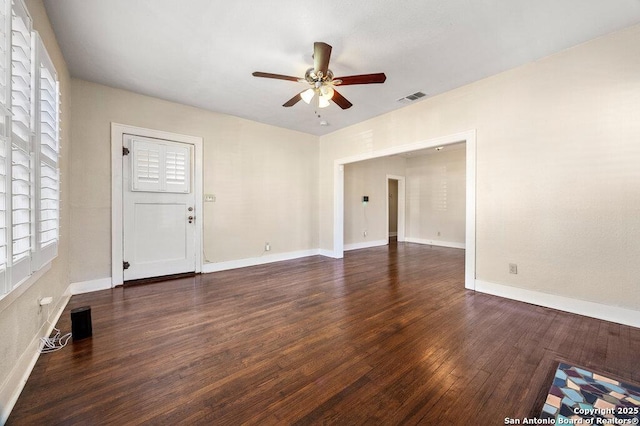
[{"x1": 131, "y1": 138, "x2": 191, "y2": 193}]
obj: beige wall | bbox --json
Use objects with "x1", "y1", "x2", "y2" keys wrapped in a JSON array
[
  {"x1": 320, "y1": 24, "x2": 640, "y2": 312},
  {"x1": 405, "y1": 148, "x2": 466, "y2": 245},
  {"x1": 0, "y1": 0, "x2": 72, "y2": 405},
  {"x1": 70, "y1": 79, "x2": 319, "y2": 283}
]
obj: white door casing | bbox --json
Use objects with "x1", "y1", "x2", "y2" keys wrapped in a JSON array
[
  {"x1": 111, "y1": 123, "x2": 203, "y2": 287},
  {"x1": 123, "y1": 135, "x2": 196, "y2": 281}
]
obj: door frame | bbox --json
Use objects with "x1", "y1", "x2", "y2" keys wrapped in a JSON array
[
  {"x1": 386, "y1": 175, "x2": 405, "y2": 242},
  {"x1": 333, "y1": 129, "x2": 476, "y2": 290},
  {"x1": 111, "y1": 123, "x2": 204, "y2": 287}
]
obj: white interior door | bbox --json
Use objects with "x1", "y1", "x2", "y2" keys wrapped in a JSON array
[{"x1": 123, "y1": 135, "x2": 196, "y2": 281}]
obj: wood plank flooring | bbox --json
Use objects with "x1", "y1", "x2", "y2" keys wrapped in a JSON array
[{"x1": 8, "y1": 242, "x2": 640, "y2": 425}]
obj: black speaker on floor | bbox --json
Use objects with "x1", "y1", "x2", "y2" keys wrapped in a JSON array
[{"x1": 71, "y1": 306, "x2": 92, "y2": 341}]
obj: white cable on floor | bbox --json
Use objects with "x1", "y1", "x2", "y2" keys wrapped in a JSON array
[
  {"x1": 38, "y1": 303, "x2": 72, "y2": 354},
  {"x1": 39, "y1": 327, "x2": 72, "y2": 353}
]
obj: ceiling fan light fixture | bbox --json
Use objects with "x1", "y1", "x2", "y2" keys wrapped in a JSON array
[
  {"x1": 318, "y1": 96, "x2": 330, "y2": 108},
  {"x1": 301, "y1": 88, "x2": 315, "y2": 104},
  {"x1": 320, "y1": 85, "x2": 334, "y2": 100}
]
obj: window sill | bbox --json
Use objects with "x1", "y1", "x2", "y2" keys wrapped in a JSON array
[{"x1": 0, "y1": 262, "x2": 53, "y2": 315}]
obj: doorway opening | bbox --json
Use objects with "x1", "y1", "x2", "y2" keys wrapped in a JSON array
[
  {"x1": 386, "y1": 175, "x2": 405, "y2": 244},
  {"x1": 333, "y1": 130, "x2": 476, "y2": 290},
  {"x1": 388, "y1": 179, "x2": 398, "y2": 240}
]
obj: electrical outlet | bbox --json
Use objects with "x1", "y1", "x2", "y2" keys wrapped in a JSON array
[
  {"x1": 39, "y1": 296, "x2": 53, "y2": 306},
  {"x1": 265, "y1": 242, "x2": 270, "y2": 252},
  {"x1": 509, "y1": 263, "x2": 518, "y2": 274},
  {"x1": 204, "y1": 194, "x2": 216, "y2": 202}
]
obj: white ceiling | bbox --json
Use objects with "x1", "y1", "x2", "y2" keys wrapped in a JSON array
[{"x1": 43, "y1": 0, "x2": 640, "y2": 136}]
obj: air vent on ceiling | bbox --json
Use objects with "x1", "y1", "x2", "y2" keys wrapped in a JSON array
[{"x1": 397, "y1": 91, "x2": 427, "y2": 103}]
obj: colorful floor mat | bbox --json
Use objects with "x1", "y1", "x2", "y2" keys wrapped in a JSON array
[{"x1": 539, "y1": 362, "x2": 640, "y2": 424}]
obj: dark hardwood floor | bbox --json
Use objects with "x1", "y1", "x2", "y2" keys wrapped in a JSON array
[{"x1": 8, "y1": 242, "x2": 640, "y2": 425}]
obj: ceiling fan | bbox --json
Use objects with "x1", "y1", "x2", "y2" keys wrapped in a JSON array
[{"x1": 252, "y1": 42, "x2": 386, "y2": 110}]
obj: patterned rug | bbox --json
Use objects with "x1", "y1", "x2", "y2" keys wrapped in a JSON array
[{"x1": 539, "y1": 362, "x2": 640, "y2": 424}]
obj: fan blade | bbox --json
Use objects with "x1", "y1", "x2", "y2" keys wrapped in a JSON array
[
  {"x1": 283, "y1": 92, "x2": 302, "y2": 107},
  {"x1": 252, "y1": 72, "x2": 300, "y2": 82},
  {"x1": 313, "y1": 42, "x2": 332, "y2": 76},
  {"x1": 332, "y1": 89, "x2": 352, "y2": 109},
  {"x1": 335, "y1": 73, "x2": 387, "y2": 85}
]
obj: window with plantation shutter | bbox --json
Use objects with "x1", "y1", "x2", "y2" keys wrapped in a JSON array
[
  {"x1": 0, "y1": 0, "x2": 7, "y2": 293},
  {"x1": 8, "y1": 0, "x2": 32, "y2": 286},
  {"x1": 0, "y1": 0, "x2": 61, "y2": 297},
  {"x1": 35, "y1": 35, "x2": 58, "y2": 265}
]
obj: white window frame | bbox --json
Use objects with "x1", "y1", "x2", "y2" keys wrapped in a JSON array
[{"x1": 0, "y1": 0, "x2": 60, "y2": 299}]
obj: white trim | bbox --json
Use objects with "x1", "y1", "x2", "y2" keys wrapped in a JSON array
[
  {"x1": 0, "y1": 263, "x2": 51, "y2": 315},
  {"x1": 333, "y1": 130, "x2": 477, "y2": 290},
  {"x1": 405, "y1": 237, "x2": 465, "y2": 249},
  {"x1": 344, "y1": 239, "x2": 388, "y2": 251},
  {"x1": 386, "y1": 175, "x2": 405, "y2": 243},
  {"x1": 70, "y1": 277, "x2": 113, "y2": 295},
  {"x1": 475, "y1": 279, "x2": 640, "y2": 329},
  {"x1": 319, "y1": 249, "x2": 339, "y2": 258},
  {"x1": 0, "y1": 287, "x2": 70, "y2": 425},
  {"x1": 464, "y1": 131, "x2": 477, "y2": 290},
  {"x1": 202, "y1": 249, "x2": 322, "y2": 273},
  {"x1": 111, "y1": 123, "x2": 204, "y2": 287},
  {"x1": 333, "y1": 164, "x2": 345, "y2": 259}
]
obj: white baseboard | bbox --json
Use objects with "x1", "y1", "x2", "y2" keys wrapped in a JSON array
[
  {"x1": 319, "y1": 249, "x2": 340, "y2": 258},
  {"x1": 202, "y1": 249, "x2": 322, "y2": 273},
  {"x1": 405, "y1": 237, "x2": 465, "y2": 249},
  {"x1": 69, "y1": 277, "x2": 113, "y2": 295},
  {"x1": 475, "y1": 279, "x2": 640, "y2": 329},
  {"x1": 0, "y1": 288, "x2": 71, "y2": 425},
  {"x1": 344, "y1": 239, "x2": 388, "y2": 251},
  {"x1": 389, "y1": 232, "x2": 397, "y2": 237}
]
